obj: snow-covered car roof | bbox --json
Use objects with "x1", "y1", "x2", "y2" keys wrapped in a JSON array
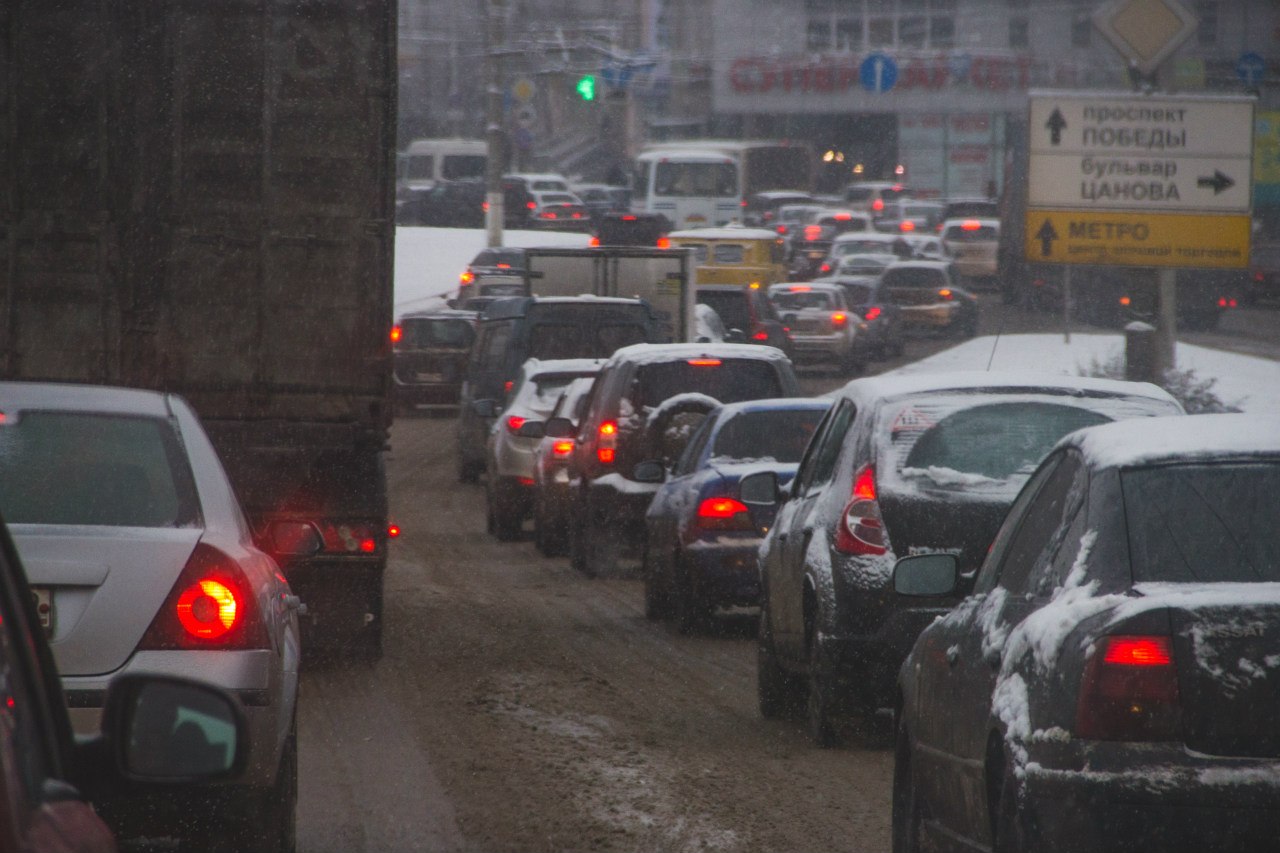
[
  {"x1": 607, "y1": 342, "x2": 791, "y2": 367},
  {"x1": 0, "y1": 380, "x2": 173, "y2": 417},
  {"x1": 941, "y1": 217, "x2": 1000, "y2": 231},
  {"x1": 669, "y1": 226, "x2": 782, "y2": 241},
  {"x1": 397, "y1": 307, "x2": 477, "y2": 321},
  {"x1": 712, "y1": 397, "x2": 833, "y2": 418},
  {"x1": 1059, "y1": 413, "x2": 1280, "y2": 469},
  {"x1": 767, "y1": 281, "x2": 844, "y2": 295},
  {"x1": 884, "y1": 259, "x2": 953, "y2": 272},
  {"x1": 832, "y1": 232, "x2": 899, "y2": 244},
  {"x1": 834, "y1": 371, "x2": 1179, "y2": 409},
  {"x1": 519, "y1": 357, "x2": 606, "y2": 377}
]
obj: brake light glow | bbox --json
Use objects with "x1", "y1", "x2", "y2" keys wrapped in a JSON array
[
  {"x1": 804, "y1": 225, "x2": 823, "y2": 241},
  {"x1": 553, "y1": 440, "x2": 574, "y2": 458},
  {"x1": 507, "y1": 415, "x2": 528, "y2": 433},
  {"x1": 390, "y1": 325, "x2": 403, "y2": 344},
  {"x1": 460, "y1": 271, "x2": 475, "y2": 286},
  {"x1": 696, "y1": 497, "x2": 754, "y2": 530},
  {"x1": 1119, "y1": 296, "x2": 1132, "y2": 306},
  {"x1": 541, "y1": 211, "x2": 558, "y2": 219},
  {"x1": 899, "y1": 220, "x2": 916, "y2": 232},
  {"x1": 504, "y1": 380, "x2": 514, "y2": 394},
  {"x1": 872, "y1": 198, "x2": 884, "y2": 212},
  {"x1": 622, "y1": 214, "x2": 637, "y2": 221},
  {"x1": 176, "y1": 579, "x2": 238, "y2": 639},
  {"x1": 834, "y1": 212, "x2": 852, "y2": 221},
  {"x1": 597, "y1": 421, "x2": 617, "y2": 464},
  {"x1": 776, "y1": 225, "x2": 788, "y2": 235},
  {"x1": 526, "y1": 201, "x2": 536, "y2": 209},
  {"x1": 388, "y1": 524, "x2": 401, "y2": 538},
  {"x1": 831, "y1": 312, "x2": 847, "y2": 326},
  {"x1": 752, "y1": 330, "x2": 769, "y2": 341},
  {"x1": 1076, "y1": 635, "x2": 1181, "y2": 741},
  {"x1": 835, "y1": 466, "x2": 886, "y2": 555},
  {"x1": 962, "y1": 220, "x2": 982, "y2": 230},
  {"x1": 687, "y1": 358, "x2": 722, "y2": 366},
  {"x1": 590, "y1": 236, "x2": 601, "y2": 247},
  {"x1": 656, "y1": 237, "x2": 671, "y2": 249},
  {"x1": 790, "y1": 285, "x2": 812, "y2": 292},
  {"x1": 864, "y1": 306, "x2": 882, "y2": 321},
  {"x1": 819, "y1": 264, "x2": 832, "y2": 274},
  {"x1": 938, "y1": 289, "x2": 953, "y2": 300}
]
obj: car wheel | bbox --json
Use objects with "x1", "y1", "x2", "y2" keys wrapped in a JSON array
[
  {"x1": 806, "y1": 629, "x2": 841, "y2": 747},
  {"x1": 892, "y1": 716, "x2": 924, "y2": 853},
  {"x1": 993, "y1": 758, "x2": 1033, "y2": 853},
  {"x1": 673, "y1": 557, "x2": 708, "y2": 635},
  {"x1": 488, "y1": 480, "x2": 522, "y2": 542},
  {"x1": 642, "y1": 542, "x2": 670, "y2": 621},
  {"x1": 757, "y1": 599, "x2": 803, "y2": 720}
]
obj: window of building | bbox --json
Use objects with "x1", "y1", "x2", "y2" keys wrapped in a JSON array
[
  {"x1": 930, "y1": 15, "x2": 955, "y2": 47},
  {"x1": 807, "y1": 18, "x2": 833, "y2": 50},
  {"x1": 869, "y1": 16, "x2": 895, "y2": 46},
  {"x1": 900, "y1": 15, "x2": 927, "y2": 47},
  {"x1": 805, "y1": 0, "x2": 957, "y2": 51},
  {"x1": 835, "y1": 18, "x2": 863, "y2": 51},
  {"x1": 1009, "y1": 16, "x2": 1028, "y2": 48}
]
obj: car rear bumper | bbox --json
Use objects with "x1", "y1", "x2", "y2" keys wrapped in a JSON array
[
  {"x1": 1021, "y1": 761, "x2": 1280, "y2": 852},
  {"x1": 587, "y1": 477, "x2": 660, "y2": 550},
  {"x1": 682, "y1": 538, "x2": 763, "y2": 607},
  {"x1": 821, "y1": 606, "x2": 951, "y2": 708}
]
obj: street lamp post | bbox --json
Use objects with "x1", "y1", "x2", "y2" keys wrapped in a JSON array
[{"x1": 484, "y1": 0, "x2": 506, "y2": 248}]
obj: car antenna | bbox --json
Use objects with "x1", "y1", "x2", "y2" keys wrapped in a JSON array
[{"x1": 985, "y1": 308, "x2": 1004, "y2": 371}]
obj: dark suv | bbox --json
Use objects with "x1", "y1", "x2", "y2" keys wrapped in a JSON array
[
  {"x1": 547, "y1": 343, "x2": 801, "y2": 577},
  {"x1": 695, "y1": 284, "x2": 794, "y2": 357},
  {"x1": 392, "y1": 308, "x2": 477, "y2": 413},
  {"x1": 744, "y1": 372, "x2": 1184, "y2": 746},
  {"x1": 456, "y1": 297, "x2": 664, "y2": 482}
]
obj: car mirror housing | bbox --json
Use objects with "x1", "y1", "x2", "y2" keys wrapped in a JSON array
[
  {"x1": 632, "y1": 460, "x2": 666, "y2": 483},
  {"x1": 101, "y1": 674, "x2": 249, "y2": 784},
  {"x1": 516, "y1": 420, "x2": 546, "y2": 438},
  {"x1": 725, "y1": 327, "x2": 746, "y2": 343},
  {"x1": 472, "y1": 399, "x2": 500, "y2": 418},
  {"x1": 892, "y1": 553, "x2": 959, "y2": 597},
  {"x1": 544, "y1": 417, "x2": 575, "y2": 438},
  {"x1": 739, "y1": 470, "x2": 780, "y2": 506}
]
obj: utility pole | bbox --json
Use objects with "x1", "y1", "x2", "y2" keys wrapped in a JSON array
[{"x1": 484, "y1": 0, "x2": 507, "y2": 248}]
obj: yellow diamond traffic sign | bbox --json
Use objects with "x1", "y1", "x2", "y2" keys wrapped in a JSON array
[
  {"x1": 1024, "y1": 210, "x2": 1250, "y2": 269},
  {"x1": 1093, "y1": 0, "x2": 1198, "y2": 77}
]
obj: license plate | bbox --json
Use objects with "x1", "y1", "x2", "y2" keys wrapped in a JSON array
[
  {"x1": 808, "y1": 250, "x2": 825, "y2": 259},
  {"x1": 31, "y1": 587, "x2": 53, "y2": 634},
  {"x1": 416, "y1": 372, "x2": 444, "y2": 382}
]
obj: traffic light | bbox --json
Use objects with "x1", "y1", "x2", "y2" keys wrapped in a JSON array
[{"x1": 575, "y1": 74, "x2": 596, "y2": 101}]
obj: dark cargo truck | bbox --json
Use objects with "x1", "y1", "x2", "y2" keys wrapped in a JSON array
[{"x1": 0, "y1": 1, "x2": 396, "y2": 657}]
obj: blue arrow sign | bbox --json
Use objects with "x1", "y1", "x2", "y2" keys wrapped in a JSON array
[
  {"x1": 860, "y1": 53, "x2": 898, "y2": 94},
  {"x1": 1237, "y1": 52, "x2": 1266, "y2": 87}
]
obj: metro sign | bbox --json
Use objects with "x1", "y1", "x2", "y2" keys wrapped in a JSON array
[{"x1": 1093, "y1": 0, "x2": 1198, "y2": 77}]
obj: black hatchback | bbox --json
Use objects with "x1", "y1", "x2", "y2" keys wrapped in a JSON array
[
  {"x1": 893, "y1": 414, "x2": 1280, "y2": 853},
  {"x1": 744, "y1": 372, "x2": 1184, "y2": 746}
]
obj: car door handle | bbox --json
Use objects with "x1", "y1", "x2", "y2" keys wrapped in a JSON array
[{"x1": 946, "y1": 646, "x2": 960, "y2": 667}]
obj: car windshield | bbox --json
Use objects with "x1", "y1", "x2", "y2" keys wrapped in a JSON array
[
  {"x1": 528, "y1": 322, "x2": 648, "y2": 360},
  {"x1": 772, "y1": 290, "x2": 835, "y2": 311},
  {"x1": 654, "y1": 162, "x2": 737, "y2": 197},
  {"x1": 0, "y1": 412, "x2": 199, "y2": 527},
  {"x1": 1123, "y1": 462, "x2": 1280, "y2": 583},
  {"x1": 629, "y1": 361, "x2": 783, "y2": 410},
  {"x1": 710, "y1": 408, "x2": 826, "y2": 463}
]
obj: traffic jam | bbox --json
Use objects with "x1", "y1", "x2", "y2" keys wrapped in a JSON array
[{"x1": 4, "y1": 1, "x2": 1280, "y2": 852}]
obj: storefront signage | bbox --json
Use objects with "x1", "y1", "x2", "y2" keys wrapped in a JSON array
[{"x1": 728, "y1": 52, "x2": 1032, "y2": 96}]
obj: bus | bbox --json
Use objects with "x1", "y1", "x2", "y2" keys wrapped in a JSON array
[
  {"x1": 397, "y1": 138, "x2": 488, "y2": 192},
  {"x1": 631, "y1": 141, "x2": 814, "y2": 230}
]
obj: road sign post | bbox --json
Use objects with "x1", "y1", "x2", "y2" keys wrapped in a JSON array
[{"x1": 1025, "y1": 90, "x2": 1255, "y2": 371}]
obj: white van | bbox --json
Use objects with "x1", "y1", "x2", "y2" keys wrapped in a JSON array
[{"x1": 397, "y1": 139, "x2": 487, "y2": 192}]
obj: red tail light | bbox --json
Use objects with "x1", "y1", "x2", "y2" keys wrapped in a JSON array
[
  {"x1": 460, "y1": 271, "x2": 475, "y2": 286},
  {"x1": 831, "y1": 312, "x2": 847, "y2": 326},
  {"x1": 687, "y1": 358, "x2": 722, "y2": 366},
  {"x1": 656, "y1": 237, "x2": 671, "y2": 249},
  {"x1": 696, "y1": 497, "x2": 754, "y2": 531},
  {"x1": 390, "y1": 325, "x2": 403, "y2": 344},
  {"x1": 834, "y1": 212, "x2": 852, "y2": 221},
  {"x1": 504, "y1": 380, "x2": 514, "y2": 394},
  {"x1": 138, "y1": 543, "x2": 268, "y2": 650},
  {"x1": 790, "y1": 285, "x2": 812, "y2": 292},
  {"x1": 541, "y1": 211, "x2": 558, "y2": 219},
  {"x1": 387, "y1": 524, "x2": 401, "y2": 539},
  {"x1": 819, "y1": 263, "x2": 832, "y2": 274},
  {"x1": 507, "y1": 415, "x2": 527, "y2": 433},
  {"x1": 864, "y1": 306, "x2": 882, "y2": 321},
  {"x1": 526, "y1": 200, "x2": 536, "y2": 209},
  {"x1": 961, "y1": 219, "x2": 981, "y2": 231},
  {"x1": 776, "y1": 225, "x2": 788, "y2": 235},
  {"x1": 834, "y1": 467, "x2": 886, "y2": 555},
  {"x1": 804, "y1": 225, "x2": 822, "y2": 241},
  {"x1": 315, "y1": 522, "x2": 382, "y2": 555},
  {"x1": 482, "y1": 201, "x2": 490, "y2": 211},
  {"x1": 589, "y1": 236, "x2": 601, "y2": 247},
  {"x1": 938, "y1": 289, "x2": 953, "y2": 300},
  {"x1": 1218, "y1": 298, "x2": 1226, "y2": 307},
  {"x1": 1229, "y1": 298, "x2": 1238, "y2": 308},
  {"x1": 1119, "y1": 296, "x2": 1132, "y2": 306},
  {"x1": 872, "y1": 198, "x2": 884, "y2": 212},
  {"x1": 899, "y1": 220, "x2": 916, "y2": 232},
  {"x1": 622, "y1": 214, "x2": 637, "y2": 221},
  {"x1": 752, "y1": 329, "x2": 769, "y2": 341},
  {"x1": 1076, "y1": 635, "x2": 1180, "y2": 741},
  {"x1": 597, "y1": 420, "x2": 617, "y2": 464},
  {"x1": 552, "y1": 440, "x2": 574, "y2": 458}
]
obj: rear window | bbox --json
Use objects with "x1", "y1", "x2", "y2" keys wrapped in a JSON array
[
  {"x1": 0, "y1": 412, "x2": 199, "y2": 527},
  {"x1": 441, "y1": 155, "x2": 486, "y2": 180},
  {"x1": 697, "y1": 291, "x2": 751, "y2": 330},
  {"x1": 841, "y1": 284, "x2": 874, "y2": 305},
  {"x1": 473, "y1": 249, "x2": 525, "y2": 269},
  {"x1": 541, "y1": 194, "x2": 577, "y2": 204},
  {"x1": 710, "y1": 409, "x2": 826, "y2": 464},
  {"x1": 882, "y1": 267, "x2": 946, "y2": 289},
  {"x1": 879, "y1": 399, "x2": 1115, "y2": 496},
  {"x1": 628, "y1": 360, "x2": 783, "y2": 410},
  {"x1": 944, "y1": 224, "x2": 999, "y2": 241},
  {"x1": 1123, "y1": 462, "x2": 1280, "y2": 583},
  {"x1": 531, "y1": 180, "x2": 568, "y2": 191},
  {"x1": 518, "y1": 373, "x2": 596, "y2": 414},
  {"x1": 835, "y1": 239, "x2": 892, "y2": 256},
  {"x1": 598, "y1": 218, "x2": 665, "y2": 246},
  {"x1": 401, "y1": 318, "x2": 474, "y2": 348},
  {"x1": 528, "y1": 320, "x2": 648, "y2": 360},
  {"x1": 772, "y1": 290, "x2": 835, "y2": 311}
]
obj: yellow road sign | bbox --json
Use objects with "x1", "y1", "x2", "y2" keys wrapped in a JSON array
[{"x1": 1024, "y1": 210, "x2": 1250, "y2": 269}]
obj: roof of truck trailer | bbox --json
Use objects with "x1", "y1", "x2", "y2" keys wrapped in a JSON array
[{"x1": 477, "y1": 295, "x2": 648, "y2": 320}]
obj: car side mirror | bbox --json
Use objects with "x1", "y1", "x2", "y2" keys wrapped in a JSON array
[
  {"x1": 265, "y1": 521, "x2": 323, "y2": 557},
  {"x1": 516, "y1": 420, "x2": 546, "y2": 438},
  {"x1": 725, "y1": 327, "x2": 746, "y2": 343},
  {"x1": 739, "y1": 470, "x2": 781, "y2": 506},
  {"x1": 472, "y1": 399, "x2": 500, "y2": 418},
  {"x1": 632, "y1": 460, "x2": 667, "y2": 483},
  {"x1": 544, "y1": 416, "x2": 575, "y2": 438},
  {"x1": 892, "y1": 553, "x2": 959, "y2": 597},
  {"x1": 101, "y1": 675, "x2": 248, "y2": 783}
]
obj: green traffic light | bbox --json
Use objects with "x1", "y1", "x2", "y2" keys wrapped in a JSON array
[{"x1": 576, "y1": 75, "x2": 596, "y2": 101}]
